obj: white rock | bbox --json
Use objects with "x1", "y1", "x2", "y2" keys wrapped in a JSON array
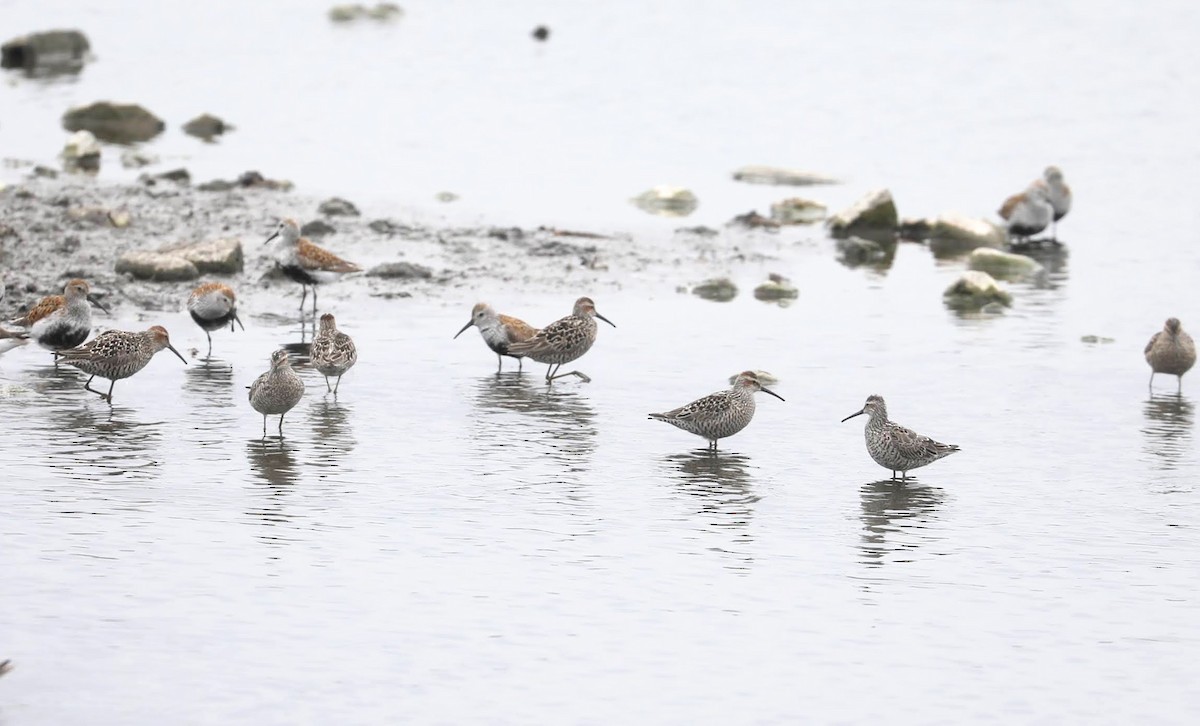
[
  {"x1": 967, "y1": 247, "x2": 1043, "y2": 279},
  {"x1": 732, "y1": 165, "x2": 840, "y2": 186},
  {"x1": 60, "y1": 130, "x2": 100, "y2": 171},
  {"x1": 631, "y1": 186, "x2": 698, "y2": 217},
  {"x1": 827, "y1": 189, "x2": 898, "y2": 240},
  {"x1": 928, "y1": 212, "x2": 1007, "y2": 255},
  {"x1": 943, "y1": 270, "x2": 1012, "y2": 310},
  {"x1": 769, "y1": 197, "x2": 826, "y2": 225}
]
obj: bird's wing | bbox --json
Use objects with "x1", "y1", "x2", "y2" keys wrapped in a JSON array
[
  {"x1": 13, "y1": 295, "x2": 66, "y2": 326},
  {"x1": 886, "y1": 422, "x2": 958, "y2": 459},
  {"x1": 499, "y1": 314, "x2": 539, "y2": 344},
  {"x1": 1145, "y1": 331, "x2": 1160, "y2": 356},
  {"x1": 298, "y1": 238, "x2": 361, "y2": 273},
  {"x1": 997, "y1": 192, "x2": 1023, "y2": 220}
]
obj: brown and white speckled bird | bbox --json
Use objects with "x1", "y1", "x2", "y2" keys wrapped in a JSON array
[
  {"x1": 649, "y1": 371, "x2": 784, "y2": 452},
  {"x1": 264, "y1": 218, "x2": 361, "y2": 315},
  {"x1": 58, "y1": 326, "x2": 187, "y2": 403},
  {"x1": 842, "y1": 395, "x2": 960, "y2": 481},
  {"x1": 998, "y1": 182, "x2": 1054, "y2": 243},
  {"x1": 249, "y1": 349, "x2": 305, "y2": 436},
  {"x1": 453, "y1": 302, "x2": 539, "y2": 372},
  {"x1": 1145, "y1": 317, "x2": 1196, "y2": 392},
  {"x1": 8, "y1": 279, "x2": 108, "y2": 355},
  {"x1": 505, "y1": 297, "x2": 615, "y2": 383},
  {"x1": 310, "y1": 313, "x2": 357, "y2": 394},
  {"x1": 187, "y1": 282, "x2": 244, "y2": 357}
]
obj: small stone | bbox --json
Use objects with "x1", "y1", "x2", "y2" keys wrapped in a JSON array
[
  {"x1": 369, "y1": 219, "x2": 410, "y2": 235},
  {"x1": 367, "y1": 261, "x2": 432, "y2": 279},
  {"x1": 66, "y1": 206, "x2": 113, "y2": 226},
  {"x1": 675, "y1": 225, "x2": 719, "y2": 237},
  {"x1": 31, "y1": 165, "x2": 58, "y2": 179},
  {"x1": 943, "y1": 270, "x2": 1012, "y2": 310},
  {"x1": 532, "y1": 25, "x2": 550, "y2": 41},
  {"x1": 196, "y1": 179, "x2": 235, "y2": 192},
  {"x1": 1081, "y1": 335, "x2": 1116, "y2": 344},
  {"x1": 928, "y1": 213, "x2": 1007, "y2": 257},
  {"x1": 62, "y1": 101, "x2": 165, "y2": 144},
  {"x1": 827, "y1": 189, "x2": 898, "y2": 242},
  {"x1": 108, "y1": 210, "x2": 132, "y2": 228},
  {"x1": 631, "y1": 186, "x2": 698, "y2": 217},
  {"x1": 366, "y1": 3, "x2": 404, "y2": 20},
  {"x1": 967, "y1": 247, "x2": 1043, "y2": 280},
  {"x1": 115, "y1": 251, "x2": 199, "y2": 281},
  {"x1": 898, "y1": 216, "x2": 933, "y2": 240},
  {"x1": 435, "y1": 191, "x2": 459, "y2": 203},
  {"x1": 1, "y1": 30, "x2": 89, "y2": 71},
  {"x1": 835, "y1": 236, "x2": 887, "y2": 265},
  {"x1": 141, "y1": 168, "x2": 190, "y2": 185},
  {"x1": 728, "y1": 210, "x2": 780, "y2": 229},
  {"x1": 60, "y1": 130, "x2": 100, "y2": 172},
  {"x1": 329, "y1": 4, "x2": 366, "y2": 22},
  {"x1": 236, "y1": 171, "x2": 293, "y2": 191},
  {"x1": 692, "y1": 277, "x2": 737, "y2": 302},
  {"x1": 182, "y1": 113, "x2": 232, "y2": 141},
  {"x1": 161, "y1": 238, "x2": 244, "y2": 274},
  {"x1": 318, "y1": 197, "x2": 360, "y2": 216},
  {"x1": 120, "y1": 149, "x2": 158, "y2": 169},
  {"x1": 769, "y1": 197, "x2": 826, "y2": 225},
  {"x1": 732, "y1": 165, "x2": 840, "y2": 186},
  {"x1": 301, "y1": 219, "x2": 337, "y2": 238},
  {"x1": 753, "y1": 273, "x2": 799, "y2": 302}
]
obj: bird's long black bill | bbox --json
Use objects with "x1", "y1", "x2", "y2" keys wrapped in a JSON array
[
  {"x1": 453, "y1": 320, "x2": 473, "y2": 339},
  {"x1": 87, "y1": 295, "x2": 110, "y2": 314},
  {"x1": 840, "y1": 409, "x2": 865, "y2": 423},
  {"x1": 233, "y1": 313, "x2": 245, "y2": 332},
  {"x1": 167, "y1": 344, "x2": 188, "y2": 364},
  {"x1": 263, "y1": 232, "x2": 279, "y2": 245},
  {"x1": 762, "y1": 387, "x2": 785, "y2": 402},
  {"x1": 595, "y1": 312, "x2": 616, "y2": 328}
]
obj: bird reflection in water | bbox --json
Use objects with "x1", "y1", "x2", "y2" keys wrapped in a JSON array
[
  {"x1": 42, "y1": 403, "x2": 163, "y2": 485},
  {"x1": 245, "y1": 438, "x2": 301, "y2": 545},
  {"x1": 661, "y1": 450, "x2": 758, "y2": 571},
  {"x1": 308, "y1": 398, "x2": 356, "y2": 469},
  {"x1": 1142, "y1": 393, "x2": 1193, "y2": 472},
  {"x1": 859, "y1": 479, "x2": 944, "y2": 567}
]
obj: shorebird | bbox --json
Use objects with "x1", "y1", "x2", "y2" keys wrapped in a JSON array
[
  {"x1": 249, "y1": 349, "x2": 305, "y2": 436},
  {"x1": 310, "y1": 313, "x2": 357, "y2": 394},
  {"x1": 0, "y1": 326, "x2": 27, "y2": 356},
  {"x1": 187, "y1": 282, "x2": 244, "y2": 357},
  {"x1": 453, "y1": 302, "x2": 539, "y2": 371},
  {"x1": 58, "y1": 325, "x2": 187, "y2": 403},
  {"x1": 8, "y1": 279, "x2": 108, "y2": 355},
  {"x1": 649, "y1": 370, "x2": 784, "y2": 452},
  {"x1": 1145, "y1": 317, "x2": 1196, "y2": 392},
  {"x1": 997, "y1": 182, "x2": 1054, "y2": 243},
  {"x1": 841, "y1": 394, "x2": 960, "y2": 481},
  {"x1": 506, "y1": 296, "x2": 615, "y2": 383},
  {"x1": 264, "y1": 218, "x2": 361, "y2": 315},
  {"x1": 1033, "y1": 165, "x2": 1071, "y2": 240}
]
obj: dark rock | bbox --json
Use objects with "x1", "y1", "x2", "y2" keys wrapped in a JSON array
[
  {"x1": 827, "y1": 189, "x2": 898, "y2": 242},
  {"x1": 835, "y1": 236, "x2": 891, "y2": 266},
  {"x1": 62, "y1": 102, "x2": 165, "y2": 144},
  {"x1": 1, "y1": 30, "x2": 89, "y2": 72},
  {"x1": 182, "y1": 113, "x2": 233, "y2": 141},
  {"x1": 140, "y1": 168, "x2": 190, "y2": 185},
  {"x1": 728, "y1": 210, "x2": 780, "y2": 229},
  {"x1": 369, "y1": 219, "x2": 412, "y2": 236},
  {"x1": 318, "y1": 197, "x2": 360, "y2": 216},
  {"x1": 529, "y1": 240, "x2": 592, "y2": 257},
  {"x1": 367, "y1": 261, "x2": 432, "y2": 279},
  {"x1": 692, "y1": 277, "x2": 738, "y2": 302},
  {"x1": 487, "y1": 227, "x2": 524, "y2": 241},
  {"x1": 532, "y1": 25, "x2": 550, "y2": 41},
  {"x1": 31, "y1": 165, "x2": 58, "y2": 179},
  {"x1": 753, "y1": 273, "x2": 799, "y2": 302},
  {"x1": 301, "y1": 219, "x2": 337, "y2": 238}
]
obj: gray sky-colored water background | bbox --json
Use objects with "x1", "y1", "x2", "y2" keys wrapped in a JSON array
[{"x1": 2, "y1": 0, "x2": 1200, "y2": 723}]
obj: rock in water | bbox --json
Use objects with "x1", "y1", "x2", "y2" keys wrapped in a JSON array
[
  {"x1": 692, "y1": 278, "x2": 738, "y2": 302},
  {"x1": 835, "y1": 236, "x2": 889, "y2": 266},
  {"x1": 827, "y1": 189, "x2": 898, "y2": 242},
  {"x1": 928, "y1": 213, "x2": 1007, "y2": 257},
  {"x1": 182, "y1": 113, "x2": 233, "y2": 141},
  {"x1": 631, "y1": 186, "x2": 698, "y2": 217},
  {"x1": 62, "y1": 102, "x2": 165, "y2": 144},
  {"x1": 943, "y1": 270, "x2": 1012, "y2": 310},
  {"x1": 769, "y1": 198, "x2": 826, "y2": 225},
  {"x1": 753, "y1": 274, "x2": 799, "y2": 302},
  {"x1": 967, "y1": 248, "x2": 1043, "y2": 280},
  {"x1": 731, "y1": 165, "x2": 840, "y2": 186},
  {"x1": 1, "y1": 30, "x2": 89, "y2": 71}
]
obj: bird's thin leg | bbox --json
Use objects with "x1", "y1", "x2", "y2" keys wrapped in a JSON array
[
  {"x1": 205, "y1": 330, "x2": 213, "y2": 359},
  {"x1": 105, "y1": 380, "x2": 115, "y2": 403},
  {"x1": 334, "y1": 375, "x2": 342, "y2": 395},
  {"x1": 312, "y1": 286, "x2": 318, "y2": 315},
  {"x1": 1178, "y1": 376, "x2": 1183, "y2": 394},
  {"x1": 262, "y1": 415, "x2": 267, "y2": 438},
  {"x1": 1149, "y1": 372, "x2": 1155, "y2": 390},
  {"x1": 496, "y1": 354, "x2": 503, "y2": 373},
  {"x1": 891, "y1": 470, "x2": 897, "y2": 480},
  {"x1": 548, "y1": 370, "x2": 591, "y2": 383},
  {"x1": 83, "y1": 375, "x2": 99, "y2": 396},
  {"x1": 517, "y1": 357, "x2": 523, "y2": 372},
  {"x1": 299, "y1": 285, "x2": 308, "y2": 314},
  {"x1": 325, "y1": 376, "x2": 332, "y2": 393},
  {"x1": 1050, "y1": 220, "x2": 1058, "y2": 241},
  {"x1": 278, "y1": 414, "x2": 285, "y2": 436}
]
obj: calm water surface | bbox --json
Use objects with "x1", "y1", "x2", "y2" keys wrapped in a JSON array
[{"x1": 3, "y1": 0, "x2": 1200, "y2": 723}]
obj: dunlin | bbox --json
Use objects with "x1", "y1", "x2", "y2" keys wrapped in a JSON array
[
  {"x1": 997, "y1": 183, "x2": 1054, "y2": 242},
  {"x1": 8, "y1": 279, "x2": 108, "y2": 355},
  {"x1": 187, "y1": 282, "x2": 244, "y2": 357},
  {"x1": 264, "y1": 218, "x2": 361, "y2": 315},
  {"x1": 1034, "y1": 165, "x2": 1071, "y2": 240},
  {"x1": 59, "y1": 325, "x2": 187, "y2": 403},
  {"x1": 842, "y1": 394, "x2": 960, "y2": 481},
  {"x1": 506, "y1": 297, "x2": 615, "y2": 383},
  {"x1": 453, "y1": 302, "x2": 539, "y2": 371},
  {"x1": 1145, "y1": 317, "x2": 1196, "y2": 392},
  {"x1": 649, "y1": 370, "x2": 784, "y2": 452},
  {"x1": 310, "y1": 313, "x2": 358, "y2": 394},
  {"x1": 249, "y1": 349, "x2": 305, "y2": 436}
]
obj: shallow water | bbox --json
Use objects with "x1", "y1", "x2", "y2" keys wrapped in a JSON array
[{"x1": 4, "y1": 0, "x2": 1200, "y2": 723}]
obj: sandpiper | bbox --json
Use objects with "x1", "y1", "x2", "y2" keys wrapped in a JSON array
[
  {"x1": 249, "y1": 349, "x2": 305, "y2": 436},
  {"x1": 310, "y1": 313, "x2": 357, "y2": 394},
  {"x1": 264, "y1": 218, "x2": 361, "y2": 315},
  {"x1": 453, "y1": 302, "x2": 539, "y2": 371},
  {"x1": 187, "y1": 282, "x2": 244, "y2": 357},
  {"x1": 506, "y1": 296, "x2": 615, "y2": 383},
  {"x1": 841, "y1": 394, "x2": 960, "y2": 481},
  {"x1": 58, "y1": 325, "x2": 187, "y2": 403},
  {"x1": 0, "y1": 326, "x2": 27, "y2": 356},
  {"x1": 1145, "y1": 317, "x2": 1196, "y2": 392},
  {"x1": 649, "y1": 370, "x2": 784, "y2": 452},
  {"x1": 8, "y1": 279, "x2": 108, "y2": 355},
  {"x1": 1033, "y1": 165, "x2": 1071, "y2": 240},
  {"x1": 997, "y1": 183, "x2": 1054, "y2": 243}
]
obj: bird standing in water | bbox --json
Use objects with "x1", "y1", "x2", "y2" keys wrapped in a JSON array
[
  {"x1": 842, "y1": 394, "x2": 960, "y2": 481},
  {"x1": 649, "y1": 371, "x2": 784, "y2": 452},
  {"x1": 506, "y1": 297, "x2": 615, "y2": 384},
  {"x1": 264, "y1": 218, "x2": 360, "y2": 316}
]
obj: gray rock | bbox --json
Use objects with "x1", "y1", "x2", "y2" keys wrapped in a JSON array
[
  {"x1": 115, "y1": 251, "x2": 199, "y2": 282},
  {"x1": 163, "y1": 238, "x2": 244, "y2": 274},
  {"x1": 196, "y1": 179, "x2": 235, "y2": 192},
  {"x1": 1081, "y1": 335, "x2": 1115, "y2": 344},
  {"x1": 318, "y1": 196, "x2": 360, "y2": 216},
  {"x1": 967, "y1": 247, "x2": 1043, "y2": 280},
  {"x1": 835, "y1": 236, "x2": 887, "y2": 265},
  {"x1": 237, "y1": 171, "x2": 293, "y2": 191},
  {"x1": 60, "y1": 130, "x2": 100, "y2": 172},
  {"x1": 330, "y1": 4, "x2": 403, "y2": 22},
  {"x1": 369, "y1": 219, "x2": 411, "y2": 235},
  {"x1": 141, "y1": 168, "x2": 190, "y2": 185},
  {"x1": 1, "y1": 30, "x2": 89, "y2": 71},
  {"x1": 62, "y1": 101, "x2": 165, "y2": 144},
  {"x1": 728, "y1": 210, "x2": 780, "y2": 229},
  {"x1": 532, "y1": 25, "x2": 550, "y2": 41},
  {"x1": 754, "y1": 274, "x2": 799, "y2": 302},
  {"x1": 827, "y1": 189, "x2": 898, "y2": 242},
  {"x1": 928, "y1": 213, "x2": 1007, "y2": 257},
  {"x1": 368, "y1": 261, "x2": 432, "y2": 279},
  {"x1": 943, "y1": 270, "x2": 1012, "y2": 310},
  {"x1": 769, "y1": 197, "x2": 826, "y2": 225},
  {"x1": 898, "y1": 216, "x2": 933, "y2": 240},
  {"x1": 435, "y1": 191, "x2": 459, "y2": 203},
  {"x1": 732, "y1": 165, "x2": 840, "y2": 186},
  {"x1": 631, "y1": 186, "x2": 698, "y2": 217},
  {"x1": 692, "y1": 277, "x2": 738, "y2": 302},
  {"x1": 182, "y1": 113, "x2": 233, "y2": 141},
  {"x1": 301, "y1": 219, "x2": 337, "y2": 238},
  {"x1": 120, "y1": 150, "x2": 158, "y2": 169}
]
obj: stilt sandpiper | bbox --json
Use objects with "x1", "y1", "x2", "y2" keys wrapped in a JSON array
[
  {"x1": 842, "y1": 394, "x2": 960, "y2": 481},
  {"x1": 649, "y1": 370, "x2": 784, "y2": 452}
]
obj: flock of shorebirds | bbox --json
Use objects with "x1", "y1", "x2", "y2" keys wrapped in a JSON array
[{"x1": 0, "y1": 167, "x2": 1196, "y2": 479}]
